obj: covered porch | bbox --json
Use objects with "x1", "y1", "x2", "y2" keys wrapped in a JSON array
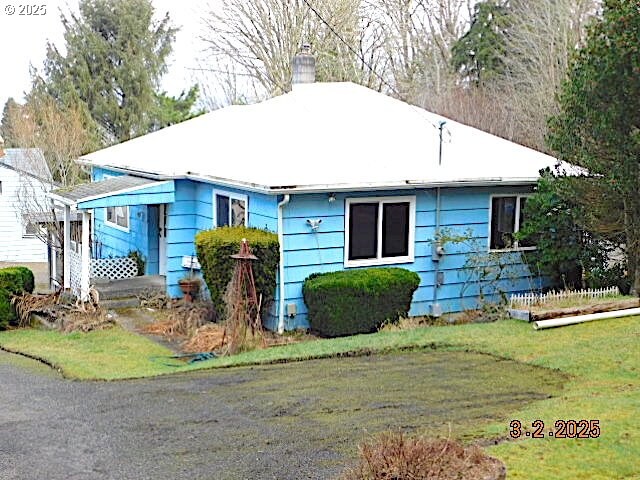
[{"x1": 48, "y1": 175, "x2": 175, "y2": 300}]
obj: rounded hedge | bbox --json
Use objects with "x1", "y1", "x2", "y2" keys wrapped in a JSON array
[
  {"x1": 303, "y1": 267, "x2": 421, "y2": 337},
  {"x1": 195, "y1": 226, "x2": 279, "y2": 321},
  {"x1": 0, "y1": 266, "x2": 35, "y2": 329}
]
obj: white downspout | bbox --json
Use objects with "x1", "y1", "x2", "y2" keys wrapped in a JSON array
[{"x1": 277, "y1": 194, "x2": 291, "y2": 334}]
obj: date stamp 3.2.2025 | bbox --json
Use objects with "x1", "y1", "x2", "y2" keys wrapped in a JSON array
[{"x1": 509, "y1": 419, "x2": 601, "y2": 439}]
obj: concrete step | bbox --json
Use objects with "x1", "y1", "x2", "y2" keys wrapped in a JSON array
[
  {"x1": 93, "y1": 275, "x2": 166, "y2": 301},
  {"x1": 100, "y1": 297, "x2": 141, "y2": 310}
]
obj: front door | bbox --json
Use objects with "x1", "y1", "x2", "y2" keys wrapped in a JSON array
[{"x1": 158, "y1": 204, "x2": 167, "y2": 276}]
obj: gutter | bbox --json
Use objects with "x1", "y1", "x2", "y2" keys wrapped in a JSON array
[
  {"x1": 277, "y1": 194, "x2": 291, "y2": 334},
  {"x1": 75, "y1": 161, "x2": 541, "y2": 195}
]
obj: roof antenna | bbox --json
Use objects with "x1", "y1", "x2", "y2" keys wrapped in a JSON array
[{"x1": 438, "y1": 121, "x2": 447, "y2": 166}]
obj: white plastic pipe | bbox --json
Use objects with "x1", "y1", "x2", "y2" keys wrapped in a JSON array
[{"x1": 533, "y1": 307, "x2": 640, "y2": 330}]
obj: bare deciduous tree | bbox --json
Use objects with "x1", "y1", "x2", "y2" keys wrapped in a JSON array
[
  {"x1": 200, "y1": 0, "x2": 383, "y2": 100},
  {"x1": 7, "y1": 94, "x2": 95, "y2": 255},
  {"x1": 493, "y1": 0, "x2": 598, "y2": 150},
  {"x1": 8, "y1": 94, "x2": 94, "y2": 187}
]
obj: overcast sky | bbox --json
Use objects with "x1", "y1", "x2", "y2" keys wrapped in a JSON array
[{"x1": 0, "y1": 0, "x2": 210, "y2": 111}]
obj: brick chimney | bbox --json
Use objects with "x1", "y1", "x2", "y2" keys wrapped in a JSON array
[{"x1": 291, "y1": 43, "x2": 316, "y2": 87}]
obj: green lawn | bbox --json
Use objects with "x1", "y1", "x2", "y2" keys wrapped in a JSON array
[{"x1": 0, "y1": 317, "x2": 638, "y2": 478}]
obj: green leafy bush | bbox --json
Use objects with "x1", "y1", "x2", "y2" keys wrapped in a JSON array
[
  {"x1": 303, "y1": 268, "x2": 420, "y2": 337},
  {"x1": 195, "y1": 226, "x2": 279, "y2": 321},
  {"x1": 0, "y1": 266, "x2": 35, "y2": 329}
]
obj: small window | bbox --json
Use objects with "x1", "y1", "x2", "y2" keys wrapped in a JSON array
[
  {"x1": 105, "y1": 205, "x2": 129, "y2": 230},
  {"x1": 345, "y1": 196, "x2": 415, "y2": 267},
  {"x1": 214, "y1": 192, "x2": 247, "y2": 228},
  {"x1": 22, "y1": 217, "x2": 39, "y2": 238},
  {"x1": 490, "y1": 195, "x2": 534, "y2": 250}
]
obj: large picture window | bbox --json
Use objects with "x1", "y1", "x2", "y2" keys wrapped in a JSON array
[
  {"x1": 489, "y1": 195, "x2": 534, "y2": 250},
  {"x1": 345, "y1": 196, "x2": 415, "y2": 267},
  {"x1": 105, "y1": 205, "x2": 129, "y2": 230},
  {"x1": 214, "y1": 191, "x2": 247, "y2": 228}
]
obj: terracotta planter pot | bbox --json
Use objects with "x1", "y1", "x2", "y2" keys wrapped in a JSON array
[{"x1": 178, "y1": 278, "x2": 200, "y2": 302}]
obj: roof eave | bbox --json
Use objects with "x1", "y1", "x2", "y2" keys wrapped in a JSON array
[
  {"x1": 74, "y1": 162, "x2": 540, "y2": 195},
  {"x1": 47, "y1": 191, "x2": 77, "y2": 207}
]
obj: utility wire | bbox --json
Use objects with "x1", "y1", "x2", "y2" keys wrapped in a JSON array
[
  {"x1": 300, "y1": 0, "x2": 401, "y2": 99},
  {"x1": 300, "y1": 0, "x2": 447, "y2": 135}
]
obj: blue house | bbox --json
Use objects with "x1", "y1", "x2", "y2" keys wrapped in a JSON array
[{"x1": 49, "y1": 60, "x2": 560, "y2": 332}]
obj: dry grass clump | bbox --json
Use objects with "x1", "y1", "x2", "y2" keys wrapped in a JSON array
[
  {"x1": 182, "y1": 323, "x2": 226, "y2": 352},
  {"x1": 58, "y1": 310, "x2": 115, "y2": 333},
  {"x1": 137, "y1": 289, "x2": 170, "y2": 309},
  {"x1": 142, "y1": 301, "x2": 214, "y2": 337},
  {"x1": 379, "y1": 316, "x2": 433, "y2": 332},
  {"x1": 341, "y1": 431, "x2": 506, "y2": 480}
]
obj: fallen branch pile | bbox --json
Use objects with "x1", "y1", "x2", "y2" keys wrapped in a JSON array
[{"x1": 11, "y1": 288, "x2": 114, "y2": 333}]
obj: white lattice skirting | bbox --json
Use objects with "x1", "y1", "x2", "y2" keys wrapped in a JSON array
[
  {"x1": 69, "y1": 250, "x2": 82, "y2": 297},
  {"x1": 91, "y1": 257, "x2": 139, "y2": 280}
]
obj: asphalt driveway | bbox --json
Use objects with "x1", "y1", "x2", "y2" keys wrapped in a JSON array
[{"x1": 0, "y1": 349, "x2": 565, "y2": 479}]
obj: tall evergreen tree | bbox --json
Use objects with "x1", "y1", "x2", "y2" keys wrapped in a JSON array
[
  {"x1": 41, "y1": 0, "x2": 180, "y2": 142},
  {"x1": 0, "y1": 98, "x2": 23, "y2": 147},
  {"x1": 451, "y1": 1, "x2": 509, "y2": 86},
  {"x1": 153, "y1": 86, "x2": 204, "y2": 130},
  {"x1": 548, "y1": 0, "x2": 640, "y2": 293}
]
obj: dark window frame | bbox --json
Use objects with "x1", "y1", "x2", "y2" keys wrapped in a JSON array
[
  {"x1": 214, "y1": 191, "x2": 248, "y2": 228},
  {"x1": 489, "y1": 194, "x2": 535, "y2": 251}
]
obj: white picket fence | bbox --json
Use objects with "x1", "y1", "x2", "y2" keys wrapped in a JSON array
[{"x1": 510, "y1": 286, "x2": 620, "y2": 309}]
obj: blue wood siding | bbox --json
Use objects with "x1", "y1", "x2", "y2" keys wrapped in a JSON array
[
  {"x1": 91, "y1": 166, "x2": 539, "y2": 332},
  {"x1": 91, "y1": 168, "x2": 154, "y2": 271},
  {"x1": 165, "y1": 180, "x2": 279, "y2": 298},
  {"x1": 278, "y1": 186, "x2": 540, "y2": 330}
]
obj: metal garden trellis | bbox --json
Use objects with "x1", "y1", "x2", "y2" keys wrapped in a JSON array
[{"x1": 222, "y1": 238, "x2": 265, "y2": 353}]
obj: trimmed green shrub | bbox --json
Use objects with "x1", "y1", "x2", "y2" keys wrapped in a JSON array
[
  {"x1": 303, "y1": 267, "x2": 420, "y2": 337},
  {"x1": 195, "y1": 226, "x2": 279, "y2": 320},
  {"x1": 0, "y1": 266, "x2": 35, "y2": 329},
  {"x1": 0, "y1": 288, "x2": 13, "y2": 330}
]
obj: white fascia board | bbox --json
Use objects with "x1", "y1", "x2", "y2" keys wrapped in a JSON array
[
  {"x1": 47, "y1": 192, "x2": 77, "y2": 207},
  {"x1": 76, "y1": 180, "x2": 173, "y2": 204}
]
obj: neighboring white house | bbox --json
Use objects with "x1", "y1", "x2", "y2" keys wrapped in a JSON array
[{"x1": 0, "y1": 138, "x2": 53, "y2": 262}]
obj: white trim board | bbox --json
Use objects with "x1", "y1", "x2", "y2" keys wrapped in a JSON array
[
  {"x1": 488, "y1": 193, "x2": 536, "y2": 252},
  {"x1": 344, "y1": 195, "x2": 416, "y2": 268},
  {"x1": 212, "y1": 189, "x2": 249, "y2": 227}
]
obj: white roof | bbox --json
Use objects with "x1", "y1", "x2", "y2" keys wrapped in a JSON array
[
  {"x1": 1, "y1": 148, "x2": 52, "y2": 182},
  {"x1": 80, "y1": 82, "x2": 560, "y2": 193}
]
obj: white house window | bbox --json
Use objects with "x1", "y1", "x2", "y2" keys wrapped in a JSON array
[
  {"x1": 345, "y1": 196, "x2": 416, "y2": 267},
  {"x1": 489, "y1": 195, "x2": 534, "y2": 250},
  {"x1": 105, "y1": 205, "x2": 129, "y2": 230},
  {"x1": 214, "y1": 192, "x2": 247, "y2": 227}
]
